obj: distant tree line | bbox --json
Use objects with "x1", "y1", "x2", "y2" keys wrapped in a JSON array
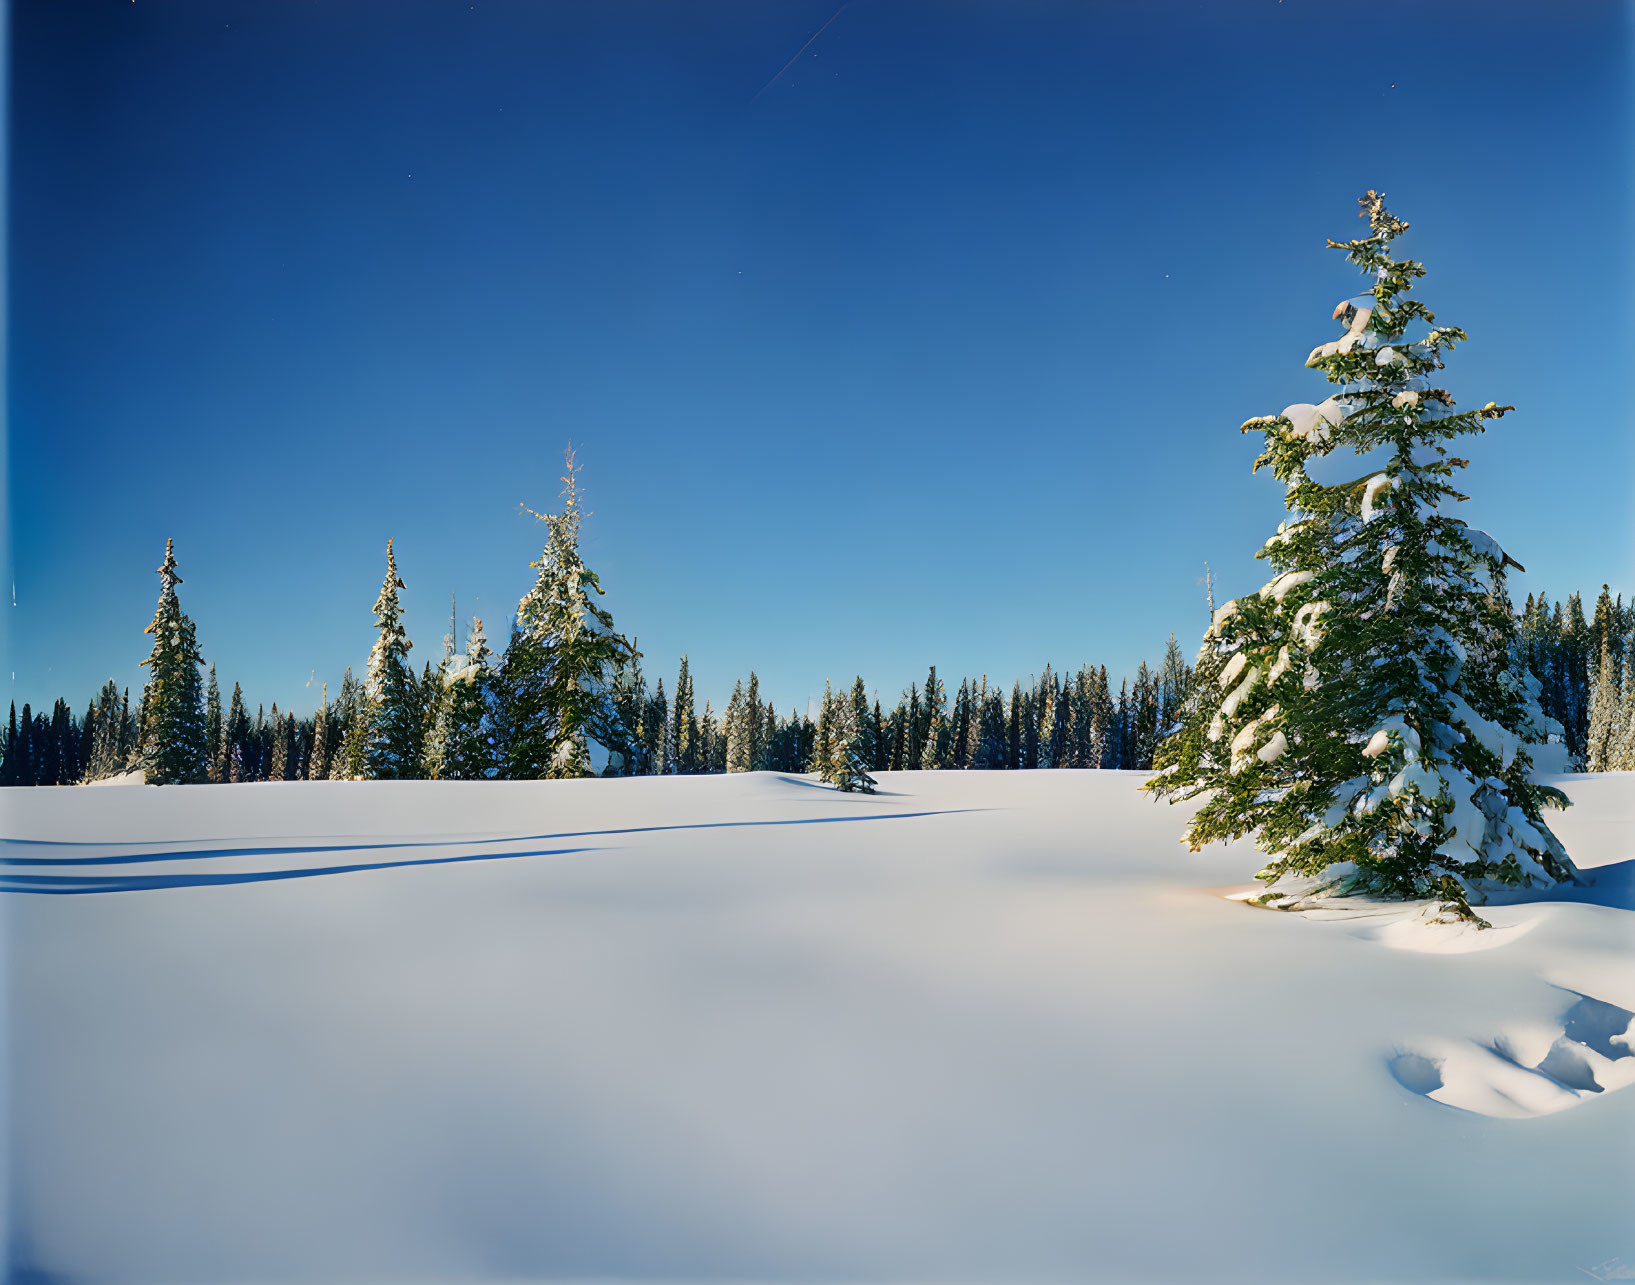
[
  {"x1": 2, "y1": 456, "x2": 1627, "y2": 788},
  {"x1": 1519, "y1": 585, "x2": 1635, "y2": 772},
  {"x1": 0, "y1": 644, "x2": 1199, "y2": 790}
]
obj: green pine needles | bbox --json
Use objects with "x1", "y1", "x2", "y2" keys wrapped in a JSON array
[
  {"x1": 138, "y1": 539, "x2": 210, "y2": 785},
  {"x1": 1146, "y1": 192, "x2": 1577, "y2": 922}
]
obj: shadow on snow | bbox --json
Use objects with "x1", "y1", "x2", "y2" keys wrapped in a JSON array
[
  {"x1": 0, "y1": 808, "x2": 983, "y2": 895},
  {"x1": 0, "y1": 847, "x2": 596, "y2": 895}
]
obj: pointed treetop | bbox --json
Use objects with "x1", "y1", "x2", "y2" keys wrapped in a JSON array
[
  {"x1": 521, "y1": 445, "x2": 590, "y2": 543},
  {"x1": 143, "y1": 538, "x2": 197, "y2": 653},
  {"x1": 373, "y1": 539, "x2": 409, "y2": 636},
  {"x1": 383, "y1": 538, "x2": 404, "y2": 589},
  {"x1": 559, "y1": 441, "x2": 588, "y2": 524},
  {"x1": 1358, "y1": 189, "x2": 1409, "y2": 241},
  {"x1": 154, "y1": 537, "x2": 182, "y2": 601}
]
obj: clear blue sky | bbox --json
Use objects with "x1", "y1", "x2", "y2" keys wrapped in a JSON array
[{"x1": 6, "y1": 0, "x2": 1631, "y2": 720}]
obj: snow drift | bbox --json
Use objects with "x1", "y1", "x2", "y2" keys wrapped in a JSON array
[{"x1": 3, "y1": 770, "x2": 1632, "y2": 1283}]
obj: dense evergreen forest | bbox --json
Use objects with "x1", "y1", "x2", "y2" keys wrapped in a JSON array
[{"x1": 2, "y1": 459, "x2": 1630, "y2": 789}]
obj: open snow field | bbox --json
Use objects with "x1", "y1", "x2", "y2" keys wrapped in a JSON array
[{"x1": 4, "y1": 770, "x2": 1632, "y2": 1284}]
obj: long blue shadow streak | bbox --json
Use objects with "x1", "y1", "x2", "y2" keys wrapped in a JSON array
[
  {"x1": 0, "y1": 846, "x2": 593, "y2": 896},
  {"x1": 2, "y1": 809, "x2": 984, "y2": 867}
]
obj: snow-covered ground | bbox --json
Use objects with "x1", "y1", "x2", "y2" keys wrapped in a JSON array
[{"x1": 4, "y1": 770, "x2": 1632, "y2": 1283}]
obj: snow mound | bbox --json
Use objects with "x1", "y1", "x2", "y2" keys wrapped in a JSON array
[
  {"x1": 81, "y1": 768, "x2": 148, "y2": 787},
  {"x1": 1391, "y1": 992, "x2": 1635, "y2": 1119}
]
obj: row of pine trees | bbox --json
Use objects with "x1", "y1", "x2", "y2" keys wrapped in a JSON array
[
  {"x1": 0, "y1": 617, "x2": 1199, "y2": 790},
  {"x1": 1, "y1": 449, "x2": 1199, "y2": 790},
  {"x1": 1, "y1": 455, "x2": 1627, "y2": 789},
  {"x1": 5, "y1": 572, "x2": 1626, "y2": 791}
]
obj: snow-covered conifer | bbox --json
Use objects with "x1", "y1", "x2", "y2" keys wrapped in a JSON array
[
  {"x1": 672, "y1": 657, "x2": 696, "y2": 773},
  {"x1": 82, "y1": 680, "x2": 125, "y2": 781},
  {"x1": 12, "y1": 704, "x2": 34, "y2": 785},
  {"x1": 364, "y1": 539, "x2": 420, "y2": 779},
  {"x1": 1147, "y1": 192, "x2": 1577, "y2": 920},
  {"x1": 503, "y1": 450, "x2": 638, "y2": 779},
  {"x1": 1611, "y1": 642, "x2": 1635, "y2": 772},
  {"x1": 649, "y1": 677, "x2": 670, "y2": 774},
  {"x1": 1585, "y1": 636, "x2": 1620, "y2": 772},
  {"x1": 841, "y1": 679, "x2": 878, "y2": 792},
  {"x1": 437, "y1": 617, "x2": 495, "y2": 779},
  {"x1": 1129, "y1": 662, "x2": 1160, "y2": 769},
  {"x1": 0, "y1": 703, "x2": 18, "y2": 786},
  {"x1": 1108, "y1": 678, "x2": 1129, "y2": 769},
  {"x1": 919, "y1": 666, "x2": 945, "y2": 770},
  {"x1": 820, "y1": 677, "x2": 877, "y2": 792},
  {"x1": 810, "y1": 681, "x2": 834, "y2": 776},
  {"x1": 330, "y1": 668, "x2": 365, "y2": 781},
  {"x1": 116, "y1": 687, "x2": 137, "y2": 769},
  {"x1": 746, "y1": 672, "x2": 765, "y2": 770},
  {"x1": 268, "y1": 702, "x2": 287, "y2": 781},
  {"x1": 309, "y1": 684, "x2": 330, "y2": 780},
  {"x1": 221, "y1": 682, "x2": 246, "y2": 782},
  {"x1": 1156, "y1": 635, "x2": 1193, "y2": 738},
  {"x1": 974, "y1": 682, "x2": 1006, "y2": 769},
  {"x1": 1034, "y1": 667, "x2": 1058, "y2": 768},
  {"x1": 850, "y1": 678, "x2": 878, "y2": 770},
  {"x1": 602, "y1": 653, "x2": 651, "y2": 776},
  {"x1": 1091, "y1": 666, "x2": 1115, "y2": 766},
  {"x1": 205, "y1": 666, "x2": 223, "y2": 783},
  {"x1": 898, "y1": 683, "x2": 920, "y2": 770},
  {"x1": 137, "y1": 539, "x2": 210, "y2": 785},
  {"x1": 418, "y1": 658, "x2": 448, "y2": 778},
  {"x1": 699, "y1": 700, "x2": 721, "y2": 772},
  {"x1": 725, "y1": 679, "x2": 749, "y2": 773},
  {"x1": 1008, "y1": 681, "x2": 1024, "y2": 770}
]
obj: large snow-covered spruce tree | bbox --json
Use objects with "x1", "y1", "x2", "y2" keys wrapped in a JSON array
[
  {"x1": 501, "y1": 449, "x2": 636, "y2": 779},
  {"x1": 1147, "y1": 192, "x2": 1576, "y2": 921},
  {"x1": 137, "y1": 539, "x2": 210, "y2": 785}
]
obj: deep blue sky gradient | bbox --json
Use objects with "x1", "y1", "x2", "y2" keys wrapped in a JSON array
[{"x1": 7, "y1": 0, "x2": 1632, "y2": 718}]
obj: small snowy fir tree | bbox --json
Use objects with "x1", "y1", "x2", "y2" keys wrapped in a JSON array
[
  {"x1": 1584, "y1": 636, "x2": 1619, "y2": 773},
  {"x1": 809, "y1": 681, "x2": 835, "y2": 776},
  {"x1": 442, "y1": 617, "x2": 496, "y2": 779},
  {"x1": 667, "y1": 656, "x2": 695, "y2": 774},
  {"x1": 223, "y1": 681, "x2": 247, "y2": 782},
  {"x1": 1147, "y1": 192, "x2": 1576, "y2": 922},
  {"x1": 1156, "y1": 635, "x2": 1194, "y2": 740},
  {"x1": 268, "y1": 702, "x2": 288, "y2": 781},
  {"x1": 364, "y1": 539, "x2": 420, "y2": 778},
  {"x1": 419, "y1": 607, "x2": 454, "y2": 781},
  {"x1": 1611, "y1": 641, "x2": 1635, "y2": 772},
  {"x1": 505, "y1": 449, "x2": 637, "y2": 778},
  {"x1": 820, "y1": 676, "x2": 877, "y2": 793},
  {"x1": 137, "y1": 539, "x2": 210, "y2": 785},
  {"x1": 86, "y1": 679, "x2": 127, "y2": 781},
  {"x1": 600, "y1": 652, "x2": 649, "y2": 775},
  {"x1": 204, "y1": 665, "x2": 223, "y2": 782},
  {"x1": 725, "y1": 678, "x2": 750, "y2": 773},
  {"x1": 309, "y1": 683, "x2": 330, "y2": 781},
  {"x1": 919, "y1": 666, "x2": 945, "y2": 770}
]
